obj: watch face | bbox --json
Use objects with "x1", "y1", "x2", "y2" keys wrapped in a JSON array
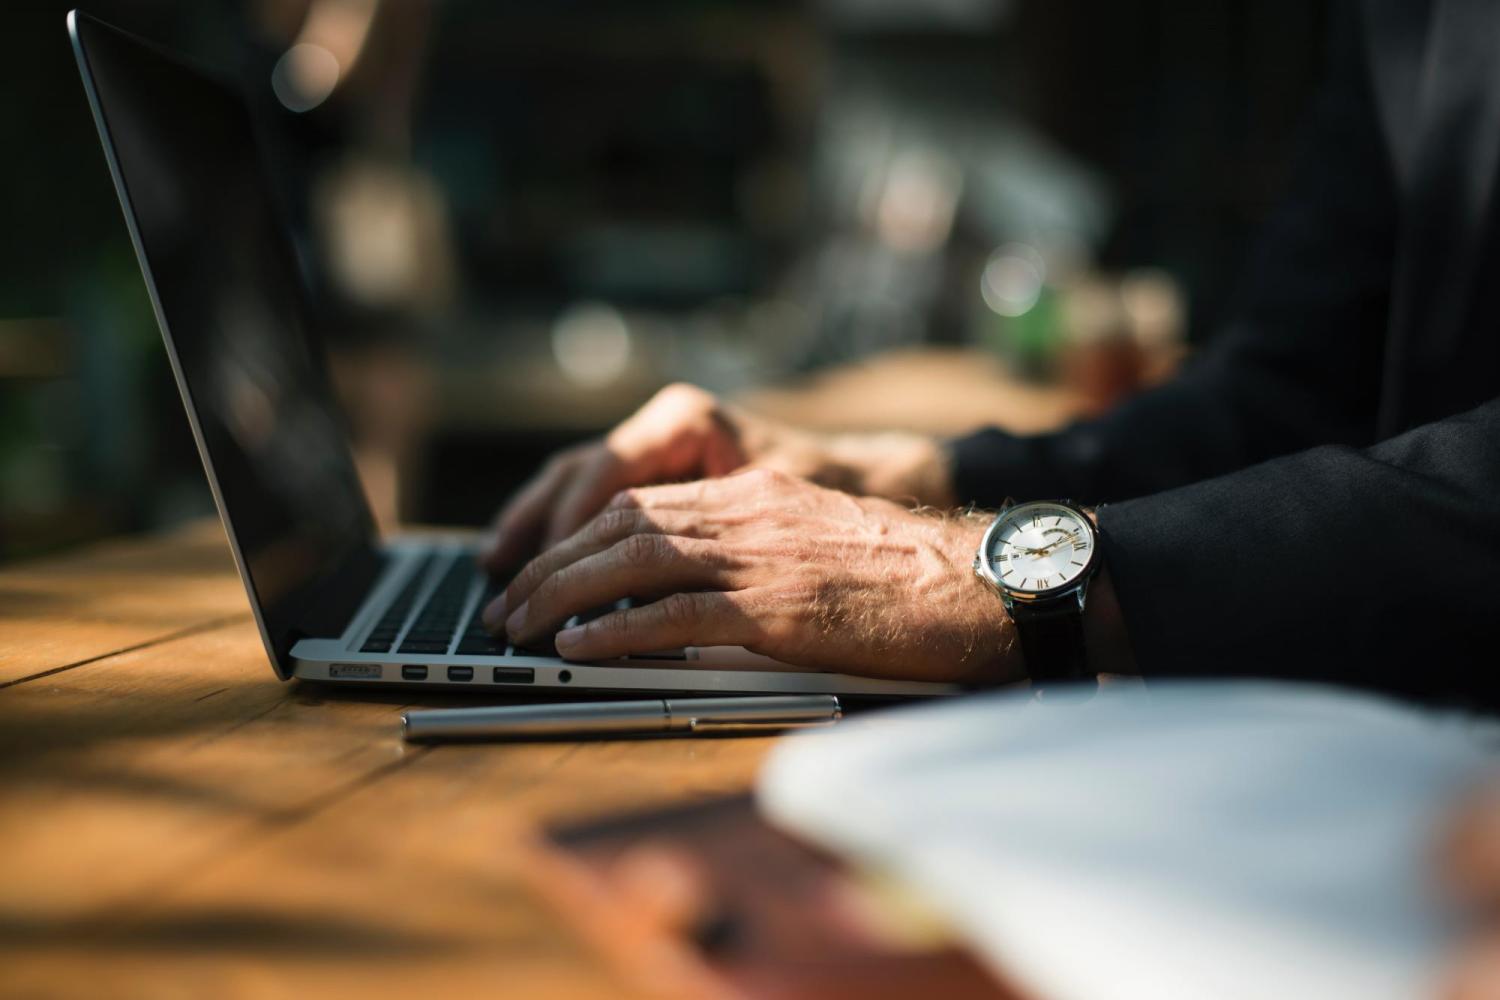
[{"x1": 983, "y1": 502, "x2": 1096, "y2": 595}]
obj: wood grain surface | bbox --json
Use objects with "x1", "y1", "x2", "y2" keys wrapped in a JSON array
[{"x1": 0, "y1": 522, "x2": 777, "y2": 999}]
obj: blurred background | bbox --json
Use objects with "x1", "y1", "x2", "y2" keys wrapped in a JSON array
[{"x1": 0, "y1": 0, "x2": 1327, "y2": 562}]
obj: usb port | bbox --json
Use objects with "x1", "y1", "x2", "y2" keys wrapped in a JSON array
[
  {"x1": 491, "y1": 666, "x2": 535, "y2": 684},
  {"x1": 401, "y1": 665, "x2": 428, "y2": 681},
  {"x1": 447, "y1": 666, "x2": 474, "y2": 682}
]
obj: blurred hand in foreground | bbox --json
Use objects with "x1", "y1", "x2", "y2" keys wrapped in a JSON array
[
  {"x1": 482, "y1": 468, "x2": 1013, "y2": 683},
  {"x1": 478, "y1": 383, "x2": 954, "y2": 573},
  {"x1": 1442, "y1": 782, "x2": 1500, "y2": 1000}
]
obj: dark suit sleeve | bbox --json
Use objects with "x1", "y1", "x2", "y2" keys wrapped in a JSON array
[
  {"x1": 1098, "y1": 398, "x2": 1500, "y2": 705},
  {"x1": 945, "y1": 7, "x2": 1500, "y2": 703},
  {"x1": 950, "y1": 1, "x2": 1395, "y2": 507}
]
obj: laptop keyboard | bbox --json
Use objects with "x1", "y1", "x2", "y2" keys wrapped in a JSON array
[
  {"x1": 395, "y1": 557, "x2": 473, "y2": 654},
  {"x1": 452, "y1": 578, "x2": 507, "y2": 656},
  {"x1": 358, "y1": 552, "x2": 576, "y2": 659},
  {"x1": 358, "y1": 554, "x2": 437, "y2": 653},
  {"x1": 357, "y1": 551, "x2": 690, "y2": 661}
]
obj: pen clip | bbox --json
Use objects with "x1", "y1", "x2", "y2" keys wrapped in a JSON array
[{"x1": 687, "y1": 716, "x2": 840, "y2": 733}]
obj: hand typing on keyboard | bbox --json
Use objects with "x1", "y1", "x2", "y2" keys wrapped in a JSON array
[
  {"x1": 479, "y1": 468, "x2": 1055, "y2": 684},
  {"x1": 476, "y1": 383, "x2": 950, "y2": 573}
]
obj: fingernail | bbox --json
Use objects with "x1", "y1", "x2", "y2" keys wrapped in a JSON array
[
  {"x1": 555, "y1": 626, "x2": 584, "y2": 653},
  {"x1": 505, "y1": 601, "x2": 528, "y2": 637},
  {"x1": 481, "y1": 595, "x2": 507, "y2": 630}
]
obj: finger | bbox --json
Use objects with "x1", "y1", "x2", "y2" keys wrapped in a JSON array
[
  {"x1": 607, "y1": 468, "x2": 798, "y2": 516},
  {"x1": 545, "y1": 447, "x2": 629, "y2": 549},
  {"x1": 508, "y1": 535, "x2": 736, "y2": 645},
  {"x1": 480, "y1": 448, "x2": 588, "y2": 574},
  {"x1": 1443, "y1": 783, "x2": 1500, "y2": 910},
  {"x1": 609, "y1": 845, "x2": 716, "y2": 937},
  {"x1": 1444, "y1": 934, "x2": 1500, "y2": 1000},
  {"x1": 495, "y1": 507, "x2": 722, "y2": 622},
  {"x1": 554, "y1": 590, "x2": 761, "y2": 660},
  {"x1": 537, "y1": 386, "x2": 739, "y2": 548},
  {"x1": 609, "y1": 382, "x2": 741, "y2": 479}
]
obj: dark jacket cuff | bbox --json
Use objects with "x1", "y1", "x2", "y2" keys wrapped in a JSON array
[{"x1": 948, "y1": 427, "x2": 1065, "y2": 508}]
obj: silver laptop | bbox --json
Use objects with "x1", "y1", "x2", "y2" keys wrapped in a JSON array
[{"x1": 68, "y1": 10, "x2": 950, "y2": 699}]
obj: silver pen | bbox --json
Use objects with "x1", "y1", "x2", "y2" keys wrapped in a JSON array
[{"x1": 401, "y1": 694, "x2": 843, "y2": 743}]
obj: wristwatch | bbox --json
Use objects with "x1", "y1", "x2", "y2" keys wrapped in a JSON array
[{"x1": 973, "y1": 500, "x2": 1100, "y2": 688}]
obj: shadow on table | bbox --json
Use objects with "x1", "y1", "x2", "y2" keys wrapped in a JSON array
[{"x1": 0, "y1": 908, "x2": 453, "y2": 958}]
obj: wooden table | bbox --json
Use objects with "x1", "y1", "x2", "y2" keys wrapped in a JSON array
[{"x1": 0, "y1": 520, "x2": 777, "y2": 999}]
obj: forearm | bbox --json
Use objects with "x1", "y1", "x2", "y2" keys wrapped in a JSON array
[
  {"x1": 946, "y1": 330, "x2": 1383, "y2": 509},
  {"x1": 948, "y1": 3, "x2": 1395, "y2": 510},
  {"x1": 1096, "y1": 398, "x2": 1500, "y2": 706}
]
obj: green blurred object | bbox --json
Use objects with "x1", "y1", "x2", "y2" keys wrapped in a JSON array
[{"x1": 978, "y1": 286, "x2": 1063, "y2": 381}]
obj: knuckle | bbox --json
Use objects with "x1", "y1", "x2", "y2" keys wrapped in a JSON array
[
  {"x1": 658, "y1": 591, "x2": 706, "y2": 629},
  {"x1": 618, "y1": 531, "x2": 668, "y2": 567},
  {"x1": 744, "y1": 466, "x2": 788, "y2": 488},
  {"x1": 605, "y1": 488, "x2": 640, "y2": 512},
  {"x1": 657, "y1": 382, "x2": 712, "y2": 410},
  {"x1": 590, "y1": 508, "x2": 634, "y2": 543},
  {"x1": 530, "y1": 563, "x2": 577, "y2": 612},
  {"x1": 510, "y1": 563, "x2": 540, "y2": 597},
  {"x1": 588, "y1": 609, "x2": 629, "y2": 640}
]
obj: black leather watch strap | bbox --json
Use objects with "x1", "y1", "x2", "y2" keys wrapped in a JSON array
[{"x1": 1011, "y1": 599, "x2": 1089, "y2": 684}]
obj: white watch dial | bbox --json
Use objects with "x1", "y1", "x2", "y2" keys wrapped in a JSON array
[{"x1": 986, "y1": 502, "x2": 1095, "y2": 594}]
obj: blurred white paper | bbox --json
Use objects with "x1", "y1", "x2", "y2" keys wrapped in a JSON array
[{"x1": 757, "y1": 682, "x2": 1500, "y2": 1000}]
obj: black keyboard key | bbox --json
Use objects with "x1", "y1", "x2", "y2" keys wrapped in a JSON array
[
  {"x1": 361, "y1": 553, "x2": 440, "y2": 647},
  {"x1": 366, "y1": 554, "x2": 483, "y2": 655},
  {"x1": 512, "y1": 637, "x2": 559, "y2": 658},
  {"x1": 397, "y1": 640, "x2": 450, "y2": 654},
  {"x1": 455, "y1": 637, "x2": 510, "y2": 656}
]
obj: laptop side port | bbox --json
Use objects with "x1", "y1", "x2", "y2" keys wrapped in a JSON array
[
  {"x1": 329, "y1": 663, "x2": 382, "y2": 680},
  {"x1": 447, "y1": 666, "x2": 474, "y2": 682},
  {"x1": 491, "y1": 666, "x2": 535, "y2": 684},
  {"x1": 401, "y1": 665, "x2": 428, "y2": 681}
]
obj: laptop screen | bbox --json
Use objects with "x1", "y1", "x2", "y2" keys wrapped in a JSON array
[{"x1": 71, "y1": 12, "x2": 382, "y2": 676}]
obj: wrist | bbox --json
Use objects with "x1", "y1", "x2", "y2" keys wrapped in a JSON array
[
  {"x1": 958, "y1": 504, "x2": 1134, "y2": 685},
  {"x1": 940, "y1": 516, "x2": 1024, "y2": 684}
]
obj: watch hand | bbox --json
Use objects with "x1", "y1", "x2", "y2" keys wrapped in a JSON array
[
  {"x1": 1011, "y1": 529, "x2": 1080, "y2": 557},
  {"x1": 1037, "y1": 531, "x2": 1082, "y2": 556}
]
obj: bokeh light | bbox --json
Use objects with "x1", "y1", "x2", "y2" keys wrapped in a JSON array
[{"x1": 552, "y1": 303, "x2": 632, "y2": 387}]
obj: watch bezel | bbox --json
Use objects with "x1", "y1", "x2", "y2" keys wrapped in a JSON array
[{"x1": 975, "y1": 500, "x2": 1099, "y2": 601}]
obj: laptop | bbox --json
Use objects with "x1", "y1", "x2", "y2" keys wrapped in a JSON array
[{"x1": 67, "y1": 11, "x2": 951, "y2": 699}]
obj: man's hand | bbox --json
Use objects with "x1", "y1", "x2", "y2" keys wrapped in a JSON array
[
  {"x1": 478, "y1": 383, "x2": 953, "y2": 573},
  {"x1": 481, "y1": 468, "x2": 1016, "y2": 684},
  {"x1": 1440, "y1": 782, "x2": 1500, "y2": 999}
]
